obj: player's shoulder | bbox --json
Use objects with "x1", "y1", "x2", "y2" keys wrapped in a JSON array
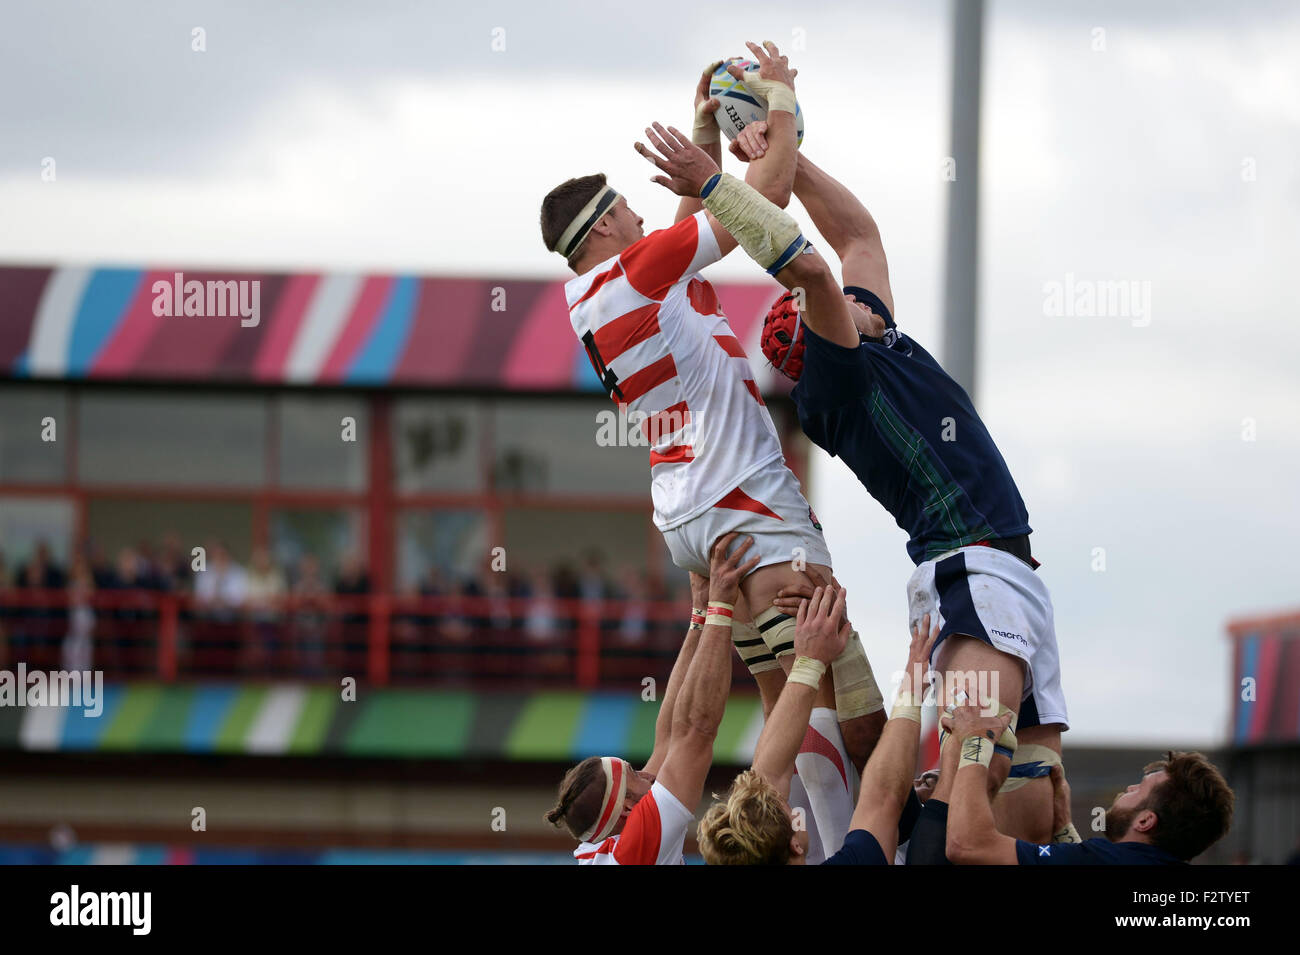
[
  {"x1": 564, "y1": 253, "x2": 621, "y2": 306},
  {"x1": 1015, "y1": 838, "x2": 1184, "y2": 866}
]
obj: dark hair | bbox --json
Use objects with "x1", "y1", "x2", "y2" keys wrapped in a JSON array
[
  {"x1": 1142, "y1": 751, "x2": 1234, "y2": 861},
  {"x1": 545, "y1": 755, "x2": 606, "y2": 840},
  {"x1": 539, "y1": 174, "x2": 607, "y2": 260}
]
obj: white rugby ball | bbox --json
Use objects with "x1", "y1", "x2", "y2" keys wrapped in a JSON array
[{"x1": 709, "y1": 58, "x2": 804, "y2": 147}]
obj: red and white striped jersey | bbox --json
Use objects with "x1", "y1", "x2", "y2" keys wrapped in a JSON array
[
  {"x1": 574, "y1": 781, "x2": 693, "y2": 865},
  {"x1": 566, "y1": 212, "x2": 785, "y2": 531}
]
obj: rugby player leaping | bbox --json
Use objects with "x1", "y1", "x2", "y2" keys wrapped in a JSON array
[
  {"x1": 539, "y1": 41, "x2": 886, "y2": 780},
  {"x1": 638, "y1": 105, "x2": 1068, "y2": 845}
]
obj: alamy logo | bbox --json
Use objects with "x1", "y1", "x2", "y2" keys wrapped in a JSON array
[
  {"x1": 50, "y1": 885, "x2": 151, "y2": 935},
  {"x1": 0, "y1": 666, "x2": 103, "y2": 717},
  {"x1": 1042, "y1": 272, "x2": 1151, "y2": 327},
  {"x1": 151, "y1": 272, "x2": 260, "y2": 327}
]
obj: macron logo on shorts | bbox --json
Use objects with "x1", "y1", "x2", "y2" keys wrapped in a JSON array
[{"x1": 991, "y1": 628, "x2": 1029, "y2": 646}]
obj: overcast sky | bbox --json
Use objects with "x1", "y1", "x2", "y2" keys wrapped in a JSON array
[{"x1": 2, "y1": 0, "x2": 1298, "y2": 746}]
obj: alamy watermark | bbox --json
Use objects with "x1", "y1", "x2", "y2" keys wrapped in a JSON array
[
  {"x1": 1043, "y1": 272, "x2": 1151, "y2": 327},
  {"x1": 595, "y1": 402, "x2": 700, "y2": 450},
  {"x1": 0, "y1": 666, "x2": 104, "y2": 717},
  {"x1": 151, "y1": 272, "x2": 260, "y2": 327}
]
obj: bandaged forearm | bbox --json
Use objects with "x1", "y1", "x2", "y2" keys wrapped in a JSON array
[
  {"x1": 731, "y1": 619, "x2": 781, "y2": 675},
  {"x1": 700, "y1": 173, "x2": 808, "y2": 275},
  {"x1": 830, "y1": 631, "x2": 885, "y2": 721},
  {"x1": 787, "y1": 655, "x2": 826, "y2": 689}
]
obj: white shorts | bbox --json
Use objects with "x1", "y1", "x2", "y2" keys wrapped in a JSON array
[
  {"x1": 662, "y1": 461, "x2": 832, "y2": 576},
  {"x1": 906, "y1": 544, "x2": 1069, "y2": 731}
]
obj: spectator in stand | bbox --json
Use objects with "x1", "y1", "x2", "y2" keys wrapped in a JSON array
[
  {"x1": 0, "y1": 548, "x2": 11, "y2": 665},
  {"x1": 292, "y1": 554, "x2": 330, "y2": 676},
  {"x1": 100, "y1": 546, "x2": 159, "y2": 673},
  {"x1": 579, "y1": 551, "x2": 608, "y2": 604},
  {"x1": 157, "y1": 532, "x2": 192, "y2": 592},
  {"x1": 194, "y1": 541, "x2": 249, "y2": 619},
  {"x1": 579, "y1": 550, "x2": 618, "y2": 637},
  {"x1": 334, "y1": 554, "x2": 371, "y2": 669},
  {"x1": 63, "y1": 556, "x2": 95, "y2": 673},
  {"x1": 86, "y1": 541, "x2": 114, "y2": 589},
  {"x1": 616, "y1": 567, "x2": 649, "y2": 647},
  {"x1": 14, "y1": 540, "x2": 67, "y2": 661},
  {"x1": 246, "y1": 547, "x2": 287, "y2": 671},
  {"x1": 524, "y1": 567, "x2": 559, "y2": 644},
  {"x1": 482, "y1": 570, "x2": 513, "y2": 639}
]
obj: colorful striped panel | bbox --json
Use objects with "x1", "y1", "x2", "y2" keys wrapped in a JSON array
[
  {"x1": 0, "y1": 266, "x2": 780, "y2": 391},
  {"x1": 0, "y1": 683, "x2": 766, "y2": 762}
]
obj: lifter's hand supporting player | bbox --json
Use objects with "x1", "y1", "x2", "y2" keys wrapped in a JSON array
[
  {"x1": 707, "y1": 533, "x2": 760, "y2": 606},
  {"x1": 794, "y1": 585, "x2": 851, "y2": 664}
]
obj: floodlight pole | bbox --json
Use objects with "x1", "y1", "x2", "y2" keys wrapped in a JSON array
[{"x1": 942, "y1": 0, "x2": 984, "y2": 402}]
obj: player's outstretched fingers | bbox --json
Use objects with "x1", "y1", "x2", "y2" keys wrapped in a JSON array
[
  {"x1": 644, "y1": 125, "x2": 673, "y2": 157},
  {"x1": 649, "y1": 122, "x2": 678, "y2": 152},
  {"x1": 634, "y1": 140, "x2": 668, "y2": 170},
  {"x1": 665, "y1": 125, "x2": 690, "y2": 150}
]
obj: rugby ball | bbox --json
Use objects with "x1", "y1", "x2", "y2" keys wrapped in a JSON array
[{"x1": 709, "y1": 58, "x2": 804, "y2": 147}]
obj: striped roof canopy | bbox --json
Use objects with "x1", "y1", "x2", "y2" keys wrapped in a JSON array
[
  {"x1": 1229, "y1": 609, "x2": 1300, "y2": 746},
  {"x1": 0, "y1": 266, "x2": 785, "y2": 391}
]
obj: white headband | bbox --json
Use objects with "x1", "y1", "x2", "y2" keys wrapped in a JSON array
[
  {"x1": 553, "y1": 185, "x2": 621, "y2": 259},
  {"x1": 578, "y1": 756, "x2": 629, "y2": 843}
]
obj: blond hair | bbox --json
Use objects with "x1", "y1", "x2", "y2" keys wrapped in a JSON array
[{"x1": 697, "y1": 769, "x2": 794, "y2": 865}]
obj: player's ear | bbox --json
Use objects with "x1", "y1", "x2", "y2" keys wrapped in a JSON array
[
  {"x1": 1134, "y1": 809, "x2": 1158, "y2": 834},
  {"x1": 789, "y1": 835, "x2": 803, "y2": 858}
]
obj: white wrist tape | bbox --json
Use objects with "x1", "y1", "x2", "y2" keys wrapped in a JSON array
[{"x1": 787, "y1": 656, "x2": 826, "y2": 689}]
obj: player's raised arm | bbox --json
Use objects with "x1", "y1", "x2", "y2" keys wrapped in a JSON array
[
  {"x1": 836, "y1": 614, "x2": 938, "y2": 861},
  {"x1": 674, "y1": 61, "x2": 725, "y2": 225},
  {"x1": 642, "y1": 571, "x2": 709, "y2": 776},
  {"x1": 733, "y1": 123, "x2": 894, "y2": 341},
  {"x1": 750, "y1": 586, "x2": 850, "y2": 792},
  {"x1": 655, "y1": 534, "x2": 760, "y2": 811},
  {"x1": 636, "y1": 124, "x2": 860, "y2": 349},
  {"x1": 731, "y1": 41, "x2": 799, "y2": 211},
  {"x1": 943, "y1": 700, "x2": 1019, "y2": 864}
]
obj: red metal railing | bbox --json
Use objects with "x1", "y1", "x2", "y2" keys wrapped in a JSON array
[{"x1": 0, "y1": 588, "x2": 746, "y2": 689}]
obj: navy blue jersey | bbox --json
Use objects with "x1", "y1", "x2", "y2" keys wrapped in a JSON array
[
  {"x1": 790, "y1": 294, "x2": 1031, "y2": 565},
  {"x1": 1016, "y1": 838, "x2": 1186, "y2": 866},
  {"x1": 822, "y1": 828, "x2": 888, "y2": 866}
]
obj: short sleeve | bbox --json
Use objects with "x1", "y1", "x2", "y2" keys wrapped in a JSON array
[
  {"x1": 791, "y1": 324, "x2": 874, "y2": 413},
  {"x1": 821, "y1": 828, "x2": 888, "y2": 866},
  {"x1": 619, "y1": 212, "x2": 723, "y2": 301},
  {"x1": 613, "y1": 781, "x2": 694, "y2": 866},
  {"x1": 1016, "y1": 839, "x2": 1093, "y2": 865}
]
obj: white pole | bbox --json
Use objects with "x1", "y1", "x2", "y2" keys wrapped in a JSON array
[{"x1": 942, "y1": 0, "x2": 984, "y2": 402}]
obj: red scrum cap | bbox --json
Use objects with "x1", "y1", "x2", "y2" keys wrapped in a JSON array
[{"x1": 760, "y1": 290, "x2": 805, "y2": 382}]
